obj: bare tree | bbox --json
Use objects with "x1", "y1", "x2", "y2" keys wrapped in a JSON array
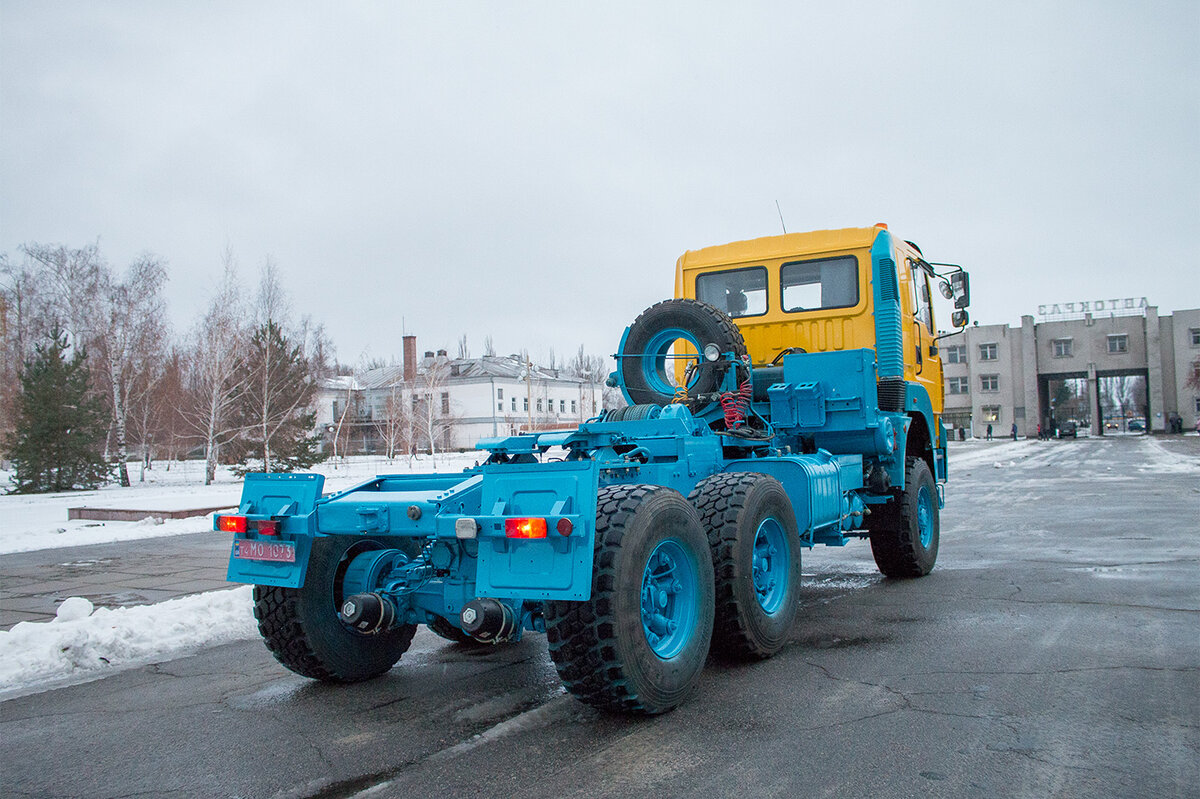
[
  {"x1": 183, "y1": 252, "x2": 250, "y2": 484},
  {"x1": 568, "y1": 344, "x2": 610, "y2": 419},
  {"x1": 20, "y1": 242, "x2": 105, "y2": 351},
  {"x1": 413, "y1": 355, "x2": 457, "y2": 459},
  {"x1": 483, "y1": 335, "x2": 496, "y2": 357},
  {"x1": 90, "y1": 255, "x2": 170, "y2": 486},
  {"x1": 370, "y1": 370, "x2": 412, "y2": 460},
  {"x1": 457, "y1": 335, "x2": 470, "y2": 360}
]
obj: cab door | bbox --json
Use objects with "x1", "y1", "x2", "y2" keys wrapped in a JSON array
[{"x1": 905, "y1": 256, "x2": 943, "y2": 413}]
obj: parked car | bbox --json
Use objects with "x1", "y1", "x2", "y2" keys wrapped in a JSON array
[
  {"x1": 1128, "y1": 419, "x2": 1145, "y2": 431},
  {"x1": 1058, "y1": 420, "x2": 1078, "y2": 438}
]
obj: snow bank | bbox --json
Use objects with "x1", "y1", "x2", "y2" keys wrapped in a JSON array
[
  {"x1": 0, "y1": 453, "x2": 484, "y2": 555},
  {"x1": 0, "y1": 586, "x2": 257, "y2": 699}
]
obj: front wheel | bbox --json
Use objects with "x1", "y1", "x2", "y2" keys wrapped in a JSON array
[
  {"x1": 253, "y1": 537, "x2": 417, "y2": 682},
  {"x1": 868, "y1": 458, "x2": 940, "y2": 578},
  {"x1": 545, "y1": 485, "x2": 715, "y2": 715}
]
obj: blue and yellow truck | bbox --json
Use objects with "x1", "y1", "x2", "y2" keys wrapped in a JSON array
[{"x1": 218, "y1": 224, "x2": 970, "y2": 714}]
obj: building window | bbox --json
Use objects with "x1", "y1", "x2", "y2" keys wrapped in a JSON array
[
  {"x1": 511, "y1": 397, "x2": 517, "y2": 412},
  {"x1": 980, "y1": 374, "x2": 999, "y2": 392},
  {"x1": 412, "y1": 395, "x2": 419, "y2": 410},
  {"x1": 497, "y1": 402, "x2": 503, "y2": 412},
  {"x1": 981, "y1": 405, "x2": 1001, "y2": 422},
  {"x1": 523, "y1": 398, "x2": 528, "y2": 412},
  {"x1": 441, "y1": 392, "x2": 449, "y2": 414},
  {"x1": 1191, "y1": 328, "x2": 1200, "y2": 347},
  {"x1": 571, "y1": 399, "x2": 577, "y2": 413},
  {"x1": 1052, "y1": 338, "x2": 1072, "y2": 358},
  {"x1": 947, "y1": 377, "x2": 969, "y2": 395},
  {"x1": 536, "y1": 398, "x2": 543, "y2": 412},
  {"x1": 1108, "y1": 334, "x2": 1128, "y2": 354},
  {"x1": 979, "y1": 343, "x2": 998, "y2": 361},
  {"x1": 497, "y1": 388, "x2": 503, "y2": 399},
  {"x1": 560, "y1": 400, "x2": 566, "y2": 413},
  {"x1": 945, "y1": 344, "x2": 967, "y2": 364}
]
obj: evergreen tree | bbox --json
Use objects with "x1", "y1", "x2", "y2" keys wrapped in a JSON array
[
  {"x1": 5, "y1": 330, "x2": 110, "y2": 493},
  {"x1": 229, "y1": 320, "x2": 324, "y2": 475}
]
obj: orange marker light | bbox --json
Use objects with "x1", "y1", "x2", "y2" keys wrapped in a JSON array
[
  {"x1": 218, "y1": 515, "x2": 247, "y2": 534},
  {"x1": 505, "y1": 517, "x2": 548, "y2": 539}
]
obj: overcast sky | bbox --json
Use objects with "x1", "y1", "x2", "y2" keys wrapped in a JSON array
[{"x1": 2, "y1": 2, "x2": 1197, "y2": 367}]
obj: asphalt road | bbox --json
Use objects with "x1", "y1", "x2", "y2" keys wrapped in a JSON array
[{"x1": 2, "y1": 435, "x2": 1198, "y2": 799}]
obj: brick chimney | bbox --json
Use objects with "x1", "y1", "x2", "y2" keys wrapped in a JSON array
[{"x1": 403, "y1": 335, "x2": 416, "y2": 382}]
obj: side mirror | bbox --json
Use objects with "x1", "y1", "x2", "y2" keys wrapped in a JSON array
[
  {"x1": 952, "y1": 309, "x2": 969, "y2": 327},
  {"x1": 950, "y1": 271, "x2": 970, "y2": 309},
  {"x1": 938, "y1": 280, "x2": 954, "y2": 300}
]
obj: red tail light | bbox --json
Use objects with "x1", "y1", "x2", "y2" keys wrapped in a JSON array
[
  {"x1": 505, "y1": 517, "x2": 547, "y2": 539},
  {"x1": 217, "y1": 515, "x2": 247, "y2": 534},
  {"x1": 254, "y1": 520, "x2": 281, "y2": 536}
]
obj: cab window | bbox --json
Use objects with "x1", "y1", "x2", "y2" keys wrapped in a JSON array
[
  {"x1": 780, "y1": 256, "x2": 857, "y2": 312},
  {"x1": 696, "y1": 267, "x2": 768, "y2": 318}
]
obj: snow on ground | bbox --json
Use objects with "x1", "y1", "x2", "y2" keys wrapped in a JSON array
[
  {"x1": 0, "y1": 452, "x2": 484, "y2": 555},
  {"x1": 0, "y1": 586, "x2": 257, "y2": 700}
]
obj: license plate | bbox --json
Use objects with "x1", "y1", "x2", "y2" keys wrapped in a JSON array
[{"x1": 233, "y1": 539, "x2": 296, "y2": 563}]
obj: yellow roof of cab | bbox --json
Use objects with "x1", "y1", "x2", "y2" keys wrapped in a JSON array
[{"x1": 678, "y1": 226, "x2": 883, "y2": 269}]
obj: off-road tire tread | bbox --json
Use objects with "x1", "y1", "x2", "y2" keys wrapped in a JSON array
[
  {"x1": 868, "y1": 457, "x2": 937, "y2": 579},
  {"x1": 545, "y1": 484, "x2": 708, "y2": 715},
  {"x1": 622, "y1": 299, "x2": 748, "y2": 406},
  {"x1": 689, "y1": 472, "x2": 798, "y2": 660},
  {"x1": 252, "y1": 538, "x2": 417, "y2": 682}
]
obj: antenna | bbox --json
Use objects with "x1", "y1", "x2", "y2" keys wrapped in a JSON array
[{"x1": 775, "y1": 200, "x2": 787, "y2": 234}]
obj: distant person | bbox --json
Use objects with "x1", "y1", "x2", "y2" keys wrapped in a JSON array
[
  {"x1": 1037, "y1": 423, "x2": 1043, "y2": 440},
  {"x1": 986, "y1": 423, "x2": 993, "y2": 440},
  {"x1": 1011, "y1": 422, "x2": 1018, "y2": 441}
]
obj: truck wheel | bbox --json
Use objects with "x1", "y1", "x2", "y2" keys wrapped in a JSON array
[
  {"x1": 253, "y1": 537, "x2": 417, "y2": 682},
  {"x1": 620, "y1": 299, "x2": 747, "y2": 406},
  {"x1": 545, "y1": 485, "x2": 715, "y2": 715},
  {"x1": 689, "y1": 473, "x2": 803, "y2": 660},
  {"x1": 868, "y1": 458, "x2": 939, "y2": 578}
]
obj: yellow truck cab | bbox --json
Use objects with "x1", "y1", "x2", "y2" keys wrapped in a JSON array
[{"x1": 672, "y1": 223, "x2": 961, "y2": 482}]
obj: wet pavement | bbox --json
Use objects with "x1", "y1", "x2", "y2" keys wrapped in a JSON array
[
  {"x1": 1, "y1": 434, "x2": 1197, "y2": 798},
  {"x1": 0, "y1": 531, "x2": 233, "y2": 629}
]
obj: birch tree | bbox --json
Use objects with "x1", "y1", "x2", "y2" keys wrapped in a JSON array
[{"x1": 183, "y1": 254, "x2": 249, "y2": 485}]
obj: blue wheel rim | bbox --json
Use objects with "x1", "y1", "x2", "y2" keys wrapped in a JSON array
[
  {"x1": 641, "y1": 327, "x2": 702, "y2": 397},
  {"x1": 917, "y1": 485, "x2": 934, "y2": 548},
  {"x1": 752, "y1": 518, "x2": 789, "y2": 614},
  {"x1": 641, "y1": 539, "x2": 699, "y2": 659}
]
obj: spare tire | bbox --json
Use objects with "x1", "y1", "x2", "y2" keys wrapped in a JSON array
[{"x1": 619, "y1": 299, "x2": 747, "y2": 406}]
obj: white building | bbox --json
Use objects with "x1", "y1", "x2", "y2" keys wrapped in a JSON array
[{"x1": 314, "y1": 337, "x2": 604, "y2": 455}]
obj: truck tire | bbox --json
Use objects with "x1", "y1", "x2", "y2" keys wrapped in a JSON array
[
  {"x1": 689, "y1": 473, "x2": 803, "y2": 660},
  {"x1": 545, "y1": 485, "x2": 715, "y2": 715},
  {"x1": 253, "y1": 537, "x2": 417, "y2": 682},
  {"x1": 620, "y1": 299, "x2": 747, "y2": 406},
  {"x1": 868, "y1": 458, "x2": 939, "y2": 578}
]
